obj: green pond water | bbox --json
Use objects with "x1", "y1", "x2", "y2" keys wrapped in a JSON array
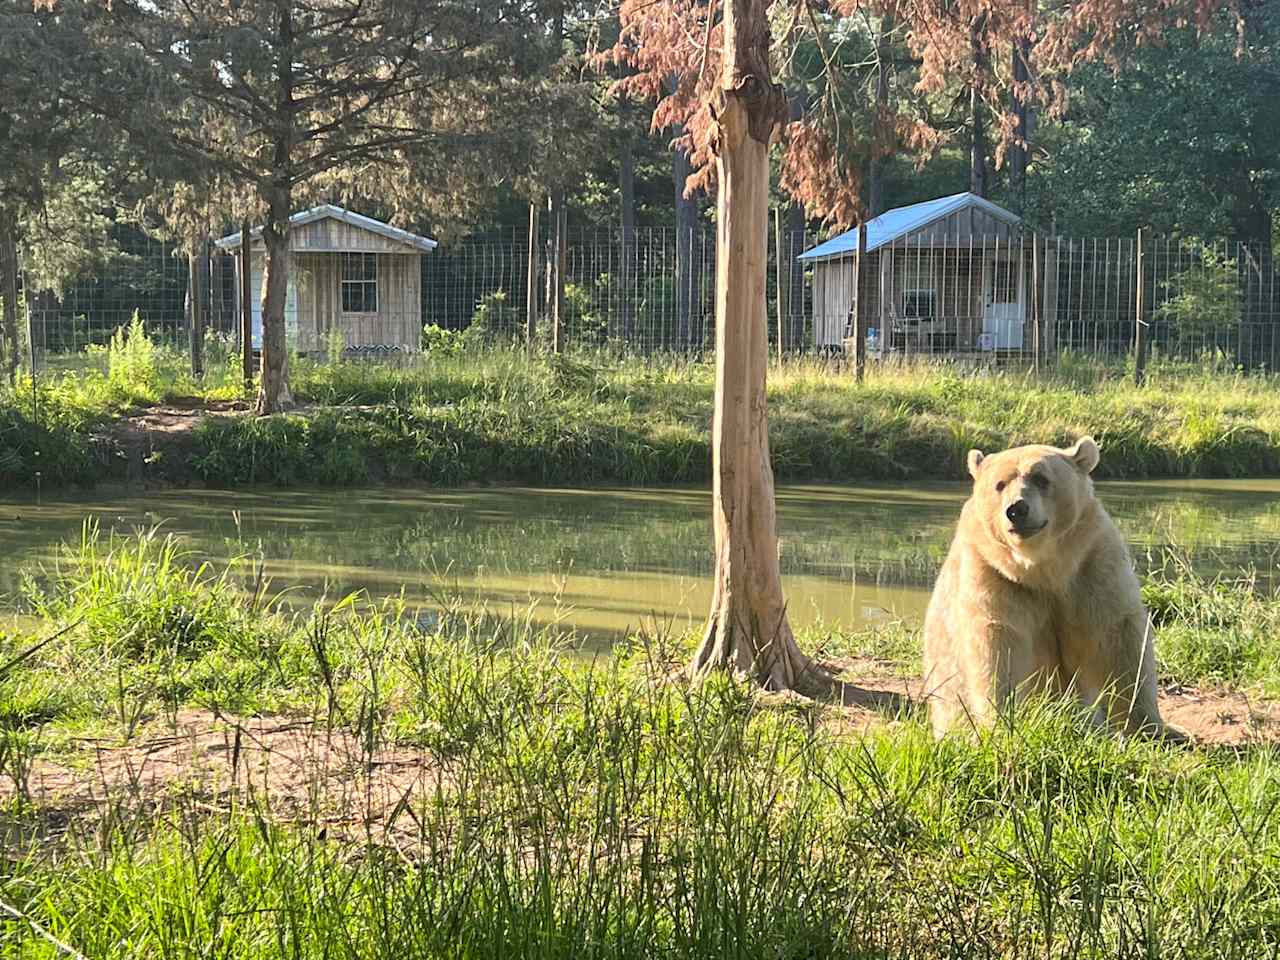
[{"x1": 1, "y1": 480, "x2": 1278, "y2": 641}]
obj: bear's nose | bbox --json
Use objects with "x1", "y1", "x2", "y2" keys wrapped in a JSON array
[{"x1": 1006, "y1": 500, "x2": 1030, "y2": 524}]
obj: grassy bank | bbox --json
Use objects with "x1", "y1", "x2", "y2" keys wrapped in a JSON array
[
  {"x1": 5, "y1": 344, "x2": 1280, "y2": 490},
  {"x1": 1, "y1": 531, "x2": 1279, "y2": 957}
]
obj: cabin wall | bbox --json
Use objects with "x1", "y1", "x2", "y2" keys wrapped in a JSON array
[
  {"x1": 341, "y1": 253, "x2": 421, "y2": 351},
  {"x1": 243, "y1": 250, "x2": 422, "y2": 352},
  {"x1": 289, "y1": 219, "x2": 421, "y2": 255},
  {"x1": 813, "y1": 240, "x2": 1056, "y2": 353}
]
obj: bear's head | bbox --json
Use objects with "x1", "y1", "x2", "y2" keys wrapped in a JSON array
[{"x1": 965, "y1": 437, "x2": 1100, "y2": 554}]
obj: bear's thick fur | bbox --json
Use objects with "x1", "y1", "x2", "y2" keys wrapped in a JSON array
[{"x1": 922, "y1": 437, "x2": 1168, "y2": 738}]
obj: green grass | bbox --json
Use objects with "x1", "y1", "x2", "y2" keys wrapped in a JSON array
[
  {"x1": 2, "y1": 531, "x2": 1280, "y2": 957},
  {"x1": 7, "y1": 344, "x2": 1280, "y2": 489}
]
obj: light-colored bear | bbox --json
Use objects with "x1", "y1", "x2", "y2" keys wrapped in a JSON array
[{"x1": 922, "y1": 437, "x2": 1170, "y2": 739}]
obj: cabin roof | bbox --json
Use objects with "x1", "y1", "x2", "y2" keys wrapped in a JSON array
[
  {"x1": 213, "y1": 204, "x2": 438, "y2": 253},
  {"x1": 797, "y1": 192, "x2": 1021, "y2": 263}
]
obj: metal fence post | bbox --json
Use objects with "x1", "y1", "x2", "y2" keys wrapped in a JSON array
[
  {"x1": 1031, "y1": 234, "x2": 1041, "y2": 375},
  {"x1": 853, "y1": 223, "x2": 868, "y2": 382},
  {"x1": 240, "y1": 219, "x2": 253, "y2": 396},
  {"x1": 189, "y1": 244, "x2": 205, "y2": 378},
  {"x1": 774, "y1": 207, "x2": 787, "y2": 359},
  {"x1": 525, "y1": 201, "x2": 539, "y2": 349},
  {"x1": 1134, "y1": 227, "x2": 1148, "y2": 386}
]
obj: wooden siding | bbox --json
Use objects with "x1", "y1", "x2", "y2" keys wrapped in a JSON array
[
  {"x1": 290, "y1": 217, "x2": 423, "y2": 254},
  {"x1": 812, "y1": 242, "x2": 1054, "y2": 353},
  {"x1": 241, "y1": 250, "x2": 421, "y2": 352},
  {"x1": 239, "y1": 218, "x2": 422, "y2": 256},
  {"x1": 905, "y1": 207, "x2": 1020, "y2": 246}
]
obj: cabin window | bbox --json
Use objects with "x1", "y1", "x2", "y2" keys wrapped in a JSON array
[
  {"x1": 341, "y1": 253, "x2": 378, "y2": 313},
  {"x1": 900, "y1": 257, "x2": 935, "y2": 321}
]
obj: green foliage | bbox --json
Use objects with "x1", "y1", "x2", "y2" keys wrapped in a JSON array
[
  {"x1": 563, "y1": 281, "x2": 608, "y2": 345},
  {"x1": 3, "y1": 533, "x2": 1280, "y2": 958},
  {"x1": 325, "y1": 324, "x2": 347, "y2": 365},
  {"x1": 468, "y1": 290, "x2": 518, "y2": 343},
  {"x1": 421, "y1": 323, "x2": 467, "y2": 356},
  {"x1": 13, "y1": 348, "x2": 1280, "y2": 489},
  {"x1": 1154, "y1": 242, "x2": 1241, "y2": 340},
  {"x1": 106, "y1": 311, "x2": 160, "y2": 399},
  {"x1": 29, "y1": 524, "x2": 262, "y2": 660}
]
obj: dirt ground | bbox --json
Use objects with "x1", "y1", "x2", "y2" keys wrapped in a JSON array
[
  {"x1": 4, "y1": 668, "x2": 1273, "y2": 849},
  {"x1": 826, "y1": 657, "x2": 1280, "y2": 745},
  {"x1": 92, "y1": 398, "x2": 251, "y2": 485}
]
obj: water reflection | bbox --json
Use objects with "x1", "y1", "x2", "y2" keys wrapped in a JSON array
[{"x1": 1, "y1": 479, "x2": 1277, "y2": 639}]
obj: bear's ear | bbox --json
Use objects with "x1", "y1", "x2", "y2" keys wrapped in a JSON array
[
  {"x1": 967, "y1": 449, "x2": 985, "y2": 479},
  {"x1": 1066, "y1": 436, "x2": 1100, "y2": 475}
]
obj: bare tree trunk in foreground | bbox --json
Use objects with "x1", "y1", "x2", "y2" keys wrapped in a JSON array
[
  {"x1": 257, "y1": 181, "x2": 294, "y2": 414},
  {"x1": 688, "y1": 0, "x2": 832, "y2": 695}
]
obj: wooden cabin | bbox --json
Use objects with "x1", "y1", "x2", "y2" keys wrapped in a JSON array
[
  {"x1": 214, "y1": 205, "x2": 437, "y2": 354},
  {"x1": 799, "y1": 193, "x2": 1058, "y2": 357}
]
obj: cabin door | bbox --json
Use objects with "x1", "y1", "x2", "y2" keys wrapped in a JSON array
[{"x1": 981, "y1": 254, "x2": 1025, "y2": 350}]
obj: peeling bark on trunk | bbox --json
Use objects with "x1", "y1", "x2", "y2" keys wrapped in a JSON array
[
  {"x1": 0, "y1": 208, "x2": 20, "y2": 386},
  {"x1": 689, "y1": 0, "x2": 832, "y2": 695},
  {"x1": 258, "y1": 183, "x2": 294, "y2": 414}
]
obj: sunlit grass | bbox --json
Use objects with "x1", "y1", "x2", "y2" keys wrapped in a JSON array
[
  {"x1": 2, "y1": 530, "x2": 1279, "y2": 958},
  {"x1": 7, "y1": 343, "x2": 1280, "y2": 489}
]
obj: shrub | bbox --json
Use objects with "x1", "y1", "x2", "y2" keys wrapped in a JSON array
[{"x1": 107, "y1": 311, "x2": 160, "y2": 399}]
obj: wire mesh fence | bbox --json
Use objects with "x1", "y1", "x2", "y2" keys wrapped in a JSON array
[{"x1": 4, "y1": 222, "x2": 1278, "y2": 380}]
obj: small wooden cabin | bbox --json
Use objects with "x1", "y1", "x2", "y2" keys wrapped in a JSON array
[
  {"x1": 799, "y1": 192, "x2": 1057, "y2": 357},
  {"x1": 214, "y1": 204, "x2": 437, "y2": 354}
]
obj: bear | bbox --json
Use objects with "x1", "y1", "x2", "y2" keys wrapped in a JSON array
[{"x1": 921, "y1": 436, "x2": 1170, "y2": 739}]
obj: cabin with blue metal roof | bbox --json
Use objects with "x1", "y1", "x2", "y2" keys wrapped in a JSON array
[{"x1": 799, "y1": 192, "x2": 1057, "y2": 357}]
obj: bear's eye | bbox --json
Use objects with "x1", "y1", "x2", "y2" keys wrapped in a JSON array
[
  {"x1": 1031, "y1": 473, "x2": 1050, "y2": 490},
  {"x1": 995, "y1": 480, "x2": 1007, "y2": 493}
]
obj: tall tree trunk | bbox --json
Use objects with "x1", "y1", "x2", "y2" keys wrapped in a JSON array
[
  {"x1": 257, "y1": 0, "x2": 295, "y2": 415},
  {"x1": 1009, "y1": 36, "x2": 1032, "y2": 210},
  {"x1": 673, "y1": 135, "x2": 697, "y2": 349},
  {"x1": 619, "y1": 128, "x2": 636, "y2": 341},
  {"x1": 688, "y1": 0, "x2": 831, "y2": 694},
  {"x1": 259, "y1": 183, "x2": 294, "y2": 412},
  {"x1": 0, "y1": 208, "x2": 20, "y2": 386},
  {"x1": 969, "y1": 19, "x2": 988, "y2": 198},
  {"x1": 868, "y1": 16, "x2": 893, "y2": 216}
]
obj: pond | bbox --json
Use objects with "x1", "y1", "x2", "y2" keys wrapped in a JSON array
[{"x1": 2, "y1": 480, "x2": 1279, "y2": 642}]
